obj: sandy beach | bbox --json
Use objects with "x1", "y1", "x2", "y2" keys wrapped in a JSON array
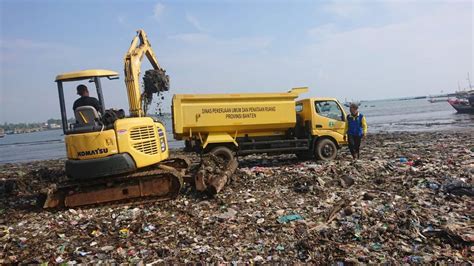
[{"x1": 0, "y1": 131, "x2": 473, "y2": 263}]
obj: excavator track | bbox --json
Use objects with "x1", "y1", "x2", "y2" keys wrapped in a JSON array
[{"x1": 40, "y1": 157, "x2": 190, "y2": 209}]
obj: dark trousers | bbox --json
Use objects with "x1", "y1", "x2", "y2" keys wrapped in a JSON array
[{"x1": 348, "y1": 135, "x2": 362, "y2": 158}]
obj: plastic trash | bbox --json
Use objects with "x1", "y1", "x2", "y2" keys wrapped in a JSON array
[
  {"x1": 143, "y1": 224, "x2": 156, "y2": 232},
  {"x1": 119, "y1": 228, "x2": 130, "y2": 238},
  {"x1": 404, "y1": 255, "x2": 423, "y2": 263},
  {"x1": 362, "y1": 192, "x2": 375, "y2": 200},
  {"x1": 426, "y1": 182, "x2": 440, "y2": 190},
  {"x1": 370, "y1": 242, "x2": 382, "y2": 251},
  {"x1": 277, "y1": 214, "x2": 303, "y2": 224},
  {"x1": 91, "y1": 230, "x2": 101, "y2": 237},
  {"x1": 442, "y1": 180, "x2": 474, "y2": 197},
  {"x1": 101, "y1": 246, "x2": 114, "y2": 252},
  {"x1": 340, "y1": 175, "x2": 355, "y2": 188},
  {"x1": 217, "y1": 208, "x2": 237, "y2": 220},
  {"x1": 0, "y1": 226, "x2": 9, "y2": 240}
]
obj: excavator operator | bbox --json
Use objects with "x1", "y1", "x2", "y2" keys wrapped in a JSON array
[{"x1": 73, "y1": 84, "x2": 101, "y2": 113}]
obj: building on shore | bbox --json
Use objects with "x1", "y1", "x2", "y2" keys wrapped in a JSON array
[{"x1": 12, "y1": 127, "x2": 44, "y2": 134}]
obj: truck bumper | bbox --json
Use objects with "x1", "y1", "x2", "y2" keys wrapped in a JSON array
[{"x1": 66, "y1": 153, "x2": 136, "y2": 179}]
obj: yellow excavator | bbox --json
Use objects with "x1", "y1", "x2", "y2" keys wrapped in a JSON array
[{"x1": 42, "y1": 30, "x2": 188, "y2": 208}]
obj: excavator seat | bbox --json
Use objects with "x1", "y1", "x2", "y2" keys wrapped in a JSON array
[
  {"x1": 70, "y1": 106, "x2": 105, "y2": 133},
  {"x1": 74, "y1": 106, "x2": 100, "y2": 126}
]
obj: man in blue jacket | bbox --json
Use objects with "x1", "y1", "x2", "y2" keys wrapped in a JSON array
[{"x1": 343, "y1": 103, "x2": 368, "y2": 160}]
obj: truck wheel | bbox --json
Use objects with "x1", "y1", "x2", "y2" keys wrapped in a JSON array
[
  {"x1": 315, "y1": 139, "x2": 337, "y2": 161},
  {"x1": 210, "y1": 146, "x2": 234, "y2": 162}
]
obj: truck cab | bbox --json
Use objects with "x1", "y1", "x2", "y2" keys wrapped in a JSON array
[
  {"x1": 296, "y1": 97, "x2": 347, "y2": 144},
  {"x1": 295, "y1": 97, "x2": 347, "y2": 160}
]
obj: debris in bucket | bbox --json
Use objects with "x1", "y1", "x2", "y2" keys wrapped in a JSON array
[
  {"x1": 0, "y1": 131, "x2": 472, "y2": 263},
  {"x1": 142, "y1": 69, "x2": 170, "y2": 114},
  {"x1": 143, "y1": 69, "x2": 169, "y2": 94}
]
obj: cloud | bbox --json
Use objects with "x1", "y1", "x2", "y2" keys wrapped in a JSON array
[
  {"x1": 307, "y1": 24, "x2": 338, "y2": 39},
  {"x1": 322, "y1": 0, "x2": 367, "y2": 18},
  {"x1": 1, "y1": 39, "x2": 55, "y2": 50},
  {"x1": 168, "y1": 33, "x2": 272, "y2": 54},
  {"x1": 185, "y1": 13, "x2": 208, "y2": 32},
  {"x1": 169, "y1": 33, "x2": 210, "y2": 43},
  {"x1": 0, "y1": 38, "x2": 74, "y2": 63},
  {"x1": 163, "y1": 1, "x2": 472, "y2": 102},
  {"x1": 2, "y1": 1, "x2": 472, "y2": 123},
  {"x1": 299, "y1": 2, "x2": 473, "y2": 99},
  {"x1": 153, "y1": 2, "x2": 165, "y2": 20}
]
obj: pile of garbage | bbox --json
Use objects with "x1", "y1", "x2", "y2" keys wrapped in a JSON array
[
  {"x1": 195, "y1": 154, "x2": 239, "y2": 195},
  {"x1": 0, "y1": 131, "x2": 472, "y2": 263}
]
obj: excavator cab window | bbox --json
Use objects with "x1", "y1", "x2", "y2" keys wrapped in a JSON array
[{"x1": 55, "y1": 71, "x2": 119, "y2": 134}]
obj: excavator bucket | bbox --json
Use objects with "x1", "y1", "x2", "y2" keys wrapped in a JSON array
[
  {"x1": 143, "y1": 69, "x2": 169, "y2": 93},
  {"x1": 142, "y1": 69, "x2": 170, "y2": 113}
]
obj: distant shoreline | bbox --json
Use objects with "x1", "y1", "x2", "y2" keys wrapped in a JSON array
[{"x1": 0, "y1": 128, "x2": 62, "y2": 137}]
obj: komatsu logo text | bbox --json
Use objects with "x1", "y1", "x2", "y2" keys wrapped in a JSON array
[{"x1": 77, "y1": 148, "x2": 108, "y2": 157}]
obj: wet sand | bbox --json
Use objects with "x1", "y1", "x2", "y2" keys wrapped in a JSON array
[{"x1": 0, "y1": 131, "x2": 473, "y2": 263}]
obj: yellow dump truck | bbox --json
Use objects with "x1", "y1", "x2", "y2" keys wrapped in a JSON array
[{"x1": 172, "y1": 87, "x2": 348, "y2": 161}]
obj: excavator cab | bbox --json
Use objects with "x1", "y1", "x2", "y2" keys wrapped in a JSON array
[
  {"x1": 55, "y1": 69, "x2": 119, "y2": 133},
  {"x1": 44, "y1": 30, "x2": 185, "y2": 209},
  {"x1": 54, "y1": 69, "x2": 139, "y2": 180},
  {"x1": 54, "y1": 69, "x2": 172, "y2": 181}
]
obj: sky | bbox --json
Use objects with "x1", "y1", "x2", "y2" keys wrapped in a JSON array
[{"x1": 0, "y1": 0, "x2": 472, "y2": 123}]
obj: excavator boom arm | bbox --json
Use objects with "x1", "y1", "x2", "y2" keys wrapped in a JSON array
[{"x1": 124, "y1": 29, "x2": 166, "y2": 117}]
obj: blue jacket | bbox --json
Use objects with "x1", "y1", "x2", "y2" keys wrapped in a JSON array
[{"x1": 345, "y1": 113, "x2": 367, "y2": 136}]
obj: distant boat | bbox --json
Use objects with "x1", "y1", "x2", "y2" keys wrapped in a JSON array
[
  {"x1": 428, "y1": 96, "x2": 449, "y2": 103},
  {"x1": 343, "y1": 101, "x2": 361, "y2": 107},
  {"x1": 0, "y1": 128, "x2": 4, "y2": 138},
  {"x1": 448, "y1": 97, "x2": 474, "y2": 113},
  {"x1": 444, "y1": 72, "x2": 474, "y2": 113}
]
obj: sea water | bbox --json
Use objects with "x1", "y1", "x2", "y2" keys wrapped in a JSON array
[{"x1": 1, "y1": 98, "x2": 472, "y2": 164}]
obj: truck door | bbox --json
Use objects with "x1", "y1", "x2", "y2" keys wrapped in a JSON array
[{"x1": 313, "y1": 100, "x2": 346, "y2": 137}]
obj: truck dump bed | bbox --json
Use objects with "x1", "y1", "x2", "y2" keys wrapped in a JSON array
[{"x1": 172, "y1": 87, "x2": 308, "y2": 144}]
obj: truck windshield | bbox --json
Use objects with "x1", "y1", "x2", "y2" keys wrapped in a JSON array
[{"x1": 315, "y1": 100, "x2": 344, "y2": 121}]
